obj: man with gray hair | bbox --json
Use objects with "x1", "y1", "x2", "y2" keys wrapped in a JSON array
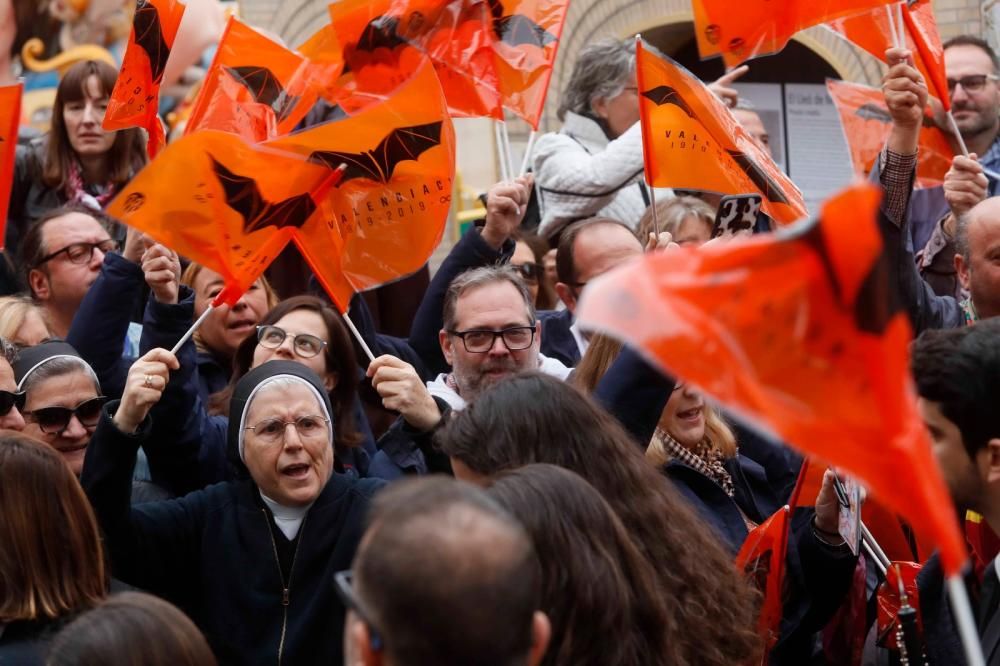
[{"x1": 0, "y1": 337, "x2": 26, "y2": 431}]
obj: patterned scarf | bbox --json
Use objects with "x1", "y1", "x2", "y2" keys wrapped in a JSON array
[
  {"x1": 64, "y1": 159, "x2": 116, "y2": 211},
  {"x1": 654, "y1": 428, "x2": 735, "y2": 498}
]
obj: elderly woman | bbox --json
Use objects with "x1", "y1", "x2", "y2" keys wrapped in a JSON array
[
  {"x1": 532, "y1": 40, "x2": 742, "y2": 236},
  {"x1": 4, "y1": 60, "x2": 146, "y2": 285},
  {"x1": 82, "y1": 355, "x2": 383, "y2": 665},
  {"x1": 0, "y1": 432, "x2": 108, "y2": 664}
]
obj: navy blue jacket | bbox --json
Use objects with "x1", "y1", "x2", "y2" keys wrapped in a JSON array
[
  {"x1": 595, "y1": 347, "x2": 856, "y2": 665},
  {"x1": 82, "y1": 403, "x2": 383, "y2": 666},
  {"x1": 918, "y1": 553, "x2": 1000, "y2": 665},
  {"x1": 538, "y1": 308, "x2": 580, "y2": 367}
]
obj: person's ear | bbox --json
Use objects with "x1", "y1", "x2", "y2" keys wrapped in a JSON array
[
  {"x1": 985, "y1": 438, "x2": 1000, "y2": 484},
  {"x1": 28, "y1": 268, "x2": 50, "y2": 301},
  {"x1": 440, "y1": 329, "x2": 455, "y2": 365},
  {"x1": 527, "y1": 611, "x2": 551, "y2": 666},
  {"x1": 323, "y1": 371, "x2": 338, "y2": 392},
  {"x1": 591, "y1": 95, "x2": 609, "y2": 120},
  {"x1": 955, "y1": 252, "x2": 972, "y2": 292},
  {"x1": 554, "y1": 282, "x2": 576, "y2": 314},
  {"x1": 534, "y1": 320, "x2": 542, "y2": 348},
  {"x1": 352, "y1": 620, "x2": 383, "y2": 666}
]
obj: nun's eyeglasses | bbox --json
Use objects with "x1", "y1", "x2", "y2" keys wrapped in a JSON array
[{"x1": 245, "y1": 415, "x2": 329, "y2": 444}]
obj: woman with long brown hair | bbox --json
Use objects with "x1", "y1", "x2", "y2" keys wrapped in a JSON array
[
  {"x1": 0, "y1": 432, "x2": 108, "y2": 663},
  {"x1": 436, "y1": 372, "x2": 762, "y2": 666},
  {"x1": 487, "y1": 464, "x2": 676, "y2": 666},
  {"x1": 3, "y1": 59, "x2": 147, "y2": 292}
]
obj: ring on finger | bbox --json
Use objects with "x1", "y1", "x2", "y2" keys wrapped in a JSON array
[{"x1": 144, "y1": 374, "x2": 154, "y2": 388}]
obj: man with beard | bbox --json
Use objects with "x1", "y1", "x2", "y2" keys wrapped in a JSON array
[
  {"x1": 911, "y1": 319, "x2": 1000, "y2": 663},
  {"x1": 899, "y1": 36, "x2": 1000, "y2": 298}
]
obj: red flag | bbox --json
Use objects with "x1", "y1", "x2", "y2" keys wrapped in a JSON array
[
  {"x1": 828, "y1": 1, "x2": 945, "y2": 106},
  {"x1": 328, "y1": 0, "x2": 504, "y2": 119},
  {"x1": 901, "y1": 1, "x2": 950, "y2": 111},
  {"x1": 103, "y1": 0, "x2": 186, "y2": 158},
  {"x1": 489, "y1": 0, "x2": 569, "y2": 129},
  {"x1": 636, "y1": 39, "x2": 806, "y2": 226},
  {"x1": 185, "y1": 17, "x2": 334, "y2": 142},
  {"x1": 876, "y1": 562, "x2": 923, "y2": 649},
  {"x1": 576, "y1": 182, "x2": 968, "y2": 576},
  {"x1": 693, "y1": 0, "x2": 895, "y2": 67},
  {"x1": 826, "y1": 79, "x2": 952, "y2": 187},
  {"x1": 106, "y1": 131, "x2": 341, "y2": 305},
  {"x1": 265, "y1": 60, "x2": 456, "y2": 310},
  {"x1": 0, "y1": 82, "x2": 22, "y2": 251},
  {"x1": 737, "y1": 505, "x2": 791, "y2": 658}
]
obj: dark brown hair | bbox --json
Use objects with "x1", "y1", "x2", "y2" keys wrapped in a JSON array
[
  {"x1": 43, "y1": 60, "x2": 147, "y2": 190},
  {"x1": 436, "y1": 373, "x2": 762, "y2": 666},
  {"x1": 46, "y1": 592, "x2": 217, "y2": 666},
  {"x1": 18, "y1": 203, "x2": 115, "y2": 288},
  {"x1": 211, "y1": 295, "x2": 362, "y2": 447},
  {"x1": 0, "y1": 432, "x2": 107, "y2": 622},
  {"x1": 488, "y1": 464, "x2": 671, "y2": 666}
]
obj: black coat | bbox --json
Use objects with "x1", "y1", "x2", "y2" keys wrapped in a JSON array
[
  {"x1": 918, "y1": 554, "x2": 1000, "y2": 665},
  {"x1": 82, "y1": 403, "x2": 383, "y2": 666}
]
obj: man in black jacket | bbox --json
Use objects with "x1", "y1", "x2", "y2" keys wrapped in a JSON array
[
  {"x1": 912, "y1": 319, "x2": 1000, "y2": 664},
  {"x1": 342, "y1": 477, "x2": 550, "y2": 666}
]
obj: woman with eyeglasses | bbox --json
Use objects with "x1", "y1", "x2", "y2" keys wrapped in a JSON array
[
  {"x1": 81, "y1": 357, "x2": 383, "y2": 665},
  {"x1": 2, "y1": 60, "x2": 146, "y2": 295}
]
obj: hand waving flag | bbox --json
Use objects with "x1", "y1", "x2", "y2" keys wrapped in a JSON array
[
  {"x1": 577, "y1": 182, "x2": 968, "y2": 577},
  {"x1": 636, "y1": 38, "x2": 806, "y2": 225},
  {"x1": 104, "y1": 0, "x2": 186, "y2": 157}
]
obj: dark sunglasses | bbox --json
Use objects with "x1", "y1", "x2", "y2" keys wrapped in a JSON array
[
  {"x1": 334, "y1": 571, "x2": 383, "y2": 651},
  {"x1": 511, "y1": 262, "x2": 543, "y2": 282},
  {"x1": 0, "y1": 390, "x2": 26, "y2": 417},
  {"x1": 23, "y1": 396, "x2": 106, "y2": 434}
]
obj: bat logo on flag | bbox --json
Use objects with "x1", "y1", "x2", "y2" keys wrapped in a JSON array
[
  {"x1": 224, "y1": 66, "x2": 301, "y2": 123},
  {"x1": 210, "y1": 157, "x2": 317, "y2": 233},
  {"x1": 641, "y1": 86, "x2": 696, "y2": 118},
  {"x1": 486, "y1": 0, "x2": 557, "y2": 48},
  {"x1": 307, "y1": 121, "x2": 443, "y2": 184},
  {"x1": 725, "y1": 150, "x2": 790, "y2": 206},
  {"x1": 134, "y1": 0, "x2": 171, "y2": 84},
  {"x1": 341, "y1": 15, "x2": 410, "y2": 74}
]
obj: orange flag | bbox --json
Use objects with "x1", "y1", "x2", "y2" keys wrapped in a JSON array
[
  {"x1": 185, "y1": 17, "x2": 334, "y2": 142},
  {"x1": 736, "y1": 505, "x2": 790, "y2": 658},
  {"x1": 876, "y1": 562, "x2": 923, "y2": 649},
  {"x1": 636, "y1": 38, "x2": 806, "y2": 226},
  {"x1": 0, "y1": 82, "x2": 22, "y2": 251},
  {"x1": 693, "y1": 0, "x2": 894, "y2": 67},
  {"x1": 488, "y1": 0, "x2": 569, "y2": 129},
  {"x1": 901, "y1": 0, "x2": 950, "y2": 111},
  {"x1": 826, "y1": 79, "x2": 952, "y2": 187},
  {"x1": 576, "y1": 182, "x2": 968, "y2": 576},
  {"x1": 328, "y1": 0, "x2": 503, "y2": 119},
  {"x1": 265, "y1": 60, "x2": 456, "y2": 310},
  {"x1": 106, "y1": 131, "x2": 341, "y2": 304},
  {"x1": 103, "y1": 0, "x2": 186, "y2": 158},
  {"x1": 828, "y1": 1, "x2": 947, "y2": 106}
]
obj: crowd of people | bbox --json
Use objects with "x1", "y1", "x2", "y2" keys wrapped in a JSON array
[{"x1": 1, "y1": 21, "x2": 1000, "y2": 666}]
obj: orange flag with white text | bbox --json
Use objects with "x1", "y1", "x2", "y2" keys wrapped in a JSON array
[
  {"x1": 265, "y1": 60, "x2": 456, "y2": 310},
  {"x1": 488, "y1": 0, "x2": 569, "y2": 129},
  {"x1": 576, "y1": 182, "x2": 968, "y2": 576},
  {"x1": 328, "y1": 0, "x2": 503, "y2": 119},
  {"x1": 0, "y1": 82, "x2": 22, "y2": 251},
  {"x1": 107, "y1": 131, "x2": 342, "y2": 304},
  {"x1": 693, "y1": 0, "x2": 895, "y2": 67},
  {"x1": 185, "y1": 17, "x2": 336, "y2": 142},
  {"x1": 103, "y1": 0, "x2": 186, "y2": 158},
  {"x1": 828, "y1": 0, "x2": 947, "y2": 106},
  {"x1": 737, "y1": 506, "x2": 790, "y2": 659},
  {"x1": 636, "y1": 39, "x2": 806, "y2": 225},
  {"x1": 826, "y1": 79, "x2": 952, "y2": 187}
]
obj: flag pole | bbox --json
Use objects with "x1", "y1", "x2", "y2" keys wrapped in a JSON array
[
  {"x1": 494, "y1": 121, "x2": 510, "y2": 181},
  {"x1": 886, "y1": 3, "x2": 903, "y2": 49},
  {"x1": 947, "y1": 575, "x2": 988, "y2": 666},
  {"x1": 648, "y1": 183, "x2": 661, "y2": 239},
  {"x1": 519, "y1": 130, "x2": 537, "y2": 177},
  {"x1": 499, "y1": 120, "x2": 515, "y2": 181},
  {"x1": 862, "y1": 540, "x2": 887, "y2": 576},
  {"x1": 170, "y1": 303, "x2": 216, "y2": 356},
  {"x1": 340, "y1": 310, "x2": 376, "y2": 364}
]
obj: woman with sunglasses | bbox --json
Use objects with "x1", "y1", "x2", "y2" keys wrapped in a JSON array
[
  {"x1": 81, "y1": 357, "x2": 383, "y2": 665},
  {"x1": 511, "y1": 231, "x2": 558, "y2": 311},
  {"x1": 0, "y1": 337, "x2": 27, "y2": 431}
]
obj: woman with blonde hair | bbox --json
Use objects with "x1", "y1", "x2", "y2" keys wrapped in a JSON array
[
  {"x1": 0, "y1": 295, "x2": 51, "y2": 346},
  {"x1": 636, "y1": 196, "x2": 715, "y2": 247},
  {"x1": 0, "y1": 432, "x2": 108, "y2": 663}
]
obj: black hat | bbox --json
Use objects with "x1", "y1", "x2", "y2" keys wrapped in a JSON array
[
  {"x1": 227, "y1": 361, "x2": 334, "y2": 471},
  {"x1": 13, "y1": 340, "x2": 85, "y2": 391}
]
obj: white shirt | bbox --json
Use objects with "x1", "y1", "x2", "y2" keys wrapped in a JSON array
[
  {"x1": 427, "y1": 354, "x2": 572, "y2": 411},
  {"x1": 569, "y1": 319, "x2": 590, "y2": 357}
]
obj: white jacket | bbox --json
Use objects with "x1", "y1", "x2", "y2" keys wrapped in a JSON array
[{"x1": 532, "y1": 112, "x2": 670, "y2": 234}]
